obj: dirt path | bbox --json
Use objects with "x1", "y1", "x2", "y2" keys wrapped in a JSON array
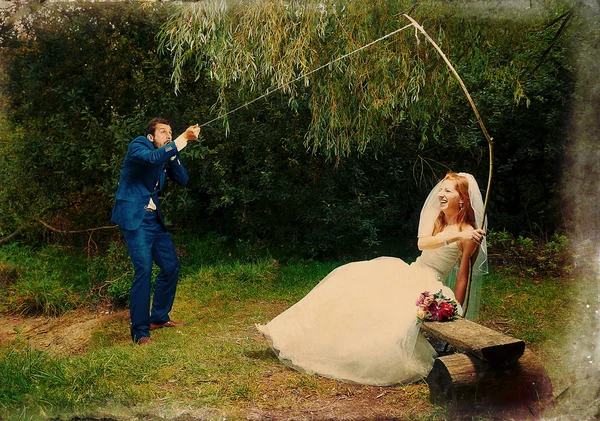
[{"x1": 0, "y1": 307, "x2": 129, "y2": 355}]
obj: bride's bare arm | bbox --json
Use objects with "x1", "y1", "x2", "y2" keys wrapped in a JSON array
[
  {"x1": 417, "y1": 232, "x2": 461, "y2": 250},
  {"x1": 417, "y1": 228, "x2": 485, "y2": 251},
  {"x1": 453, "y1": 240, "x2": 479, "y2": 305}
]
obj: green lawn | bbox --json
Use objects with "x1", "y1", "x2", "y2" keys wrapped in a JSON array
[{"x1": 0, "y1": 235, "x2": 586, "y2": 420}]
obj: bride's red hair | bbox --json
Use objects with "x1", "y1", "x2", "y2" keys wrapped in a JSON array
[{"x1": 432, "y1": 172, "x2": 477, "y2": 235}]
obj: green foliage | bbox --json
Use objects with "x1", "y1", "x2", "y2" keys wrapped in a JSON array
[
  {"x1": 0, "y1": 2, "x2": 214, "y2": 241},
  {"x1": 487, "y1": 230, "x2": 574, "y2": 279},
  {"x1": 0, "y1": 346, "x2": 65, "y2": 408},
  {"x1": 176, "y1": 232, "x2": 232, "y2": 268},
  {"x1": 159, "y1": 0, "x2": 575, "y2": 160},
  {"x1": 0, "y1": 243, "x2": 92, "y2": 316},
  {"x1": 88, "y1": 241, "x2": 133, "y2": 306},
  {"x1": 159, "y1": 0, "x2": 469, "y2": 156},
  {"x1": 0, "y1": 1, "x2": 579, "y2": 256}
]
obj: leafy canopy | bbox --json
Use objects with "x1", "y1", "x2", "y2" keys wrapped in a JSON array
[{"x1": 159, "y1": 0, "x2": 490, "y2": 157}]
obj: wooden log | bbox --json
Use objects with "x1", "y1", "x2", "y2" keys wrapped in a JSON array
[
  {"x1": 421, "y1": 318, "x2": 525, "y2": 366},
  {"x1": 427, "y1": 348, "x2": 553, "y2": 413}
]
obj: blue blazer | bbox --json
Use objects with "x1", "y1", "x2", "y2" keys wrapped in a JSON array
[{"x1": 111, "y1": 136, "x2": 188, "y2": 231}]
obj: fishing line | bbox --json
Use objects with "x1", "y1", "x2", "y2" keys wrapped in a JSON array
[{"x1": 199, "y1": 23, "x2": 414, "y2": 128}]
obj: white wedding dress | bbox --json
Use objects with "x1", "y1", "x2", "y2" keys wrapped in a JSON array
[{"x1": 256, "y1": 243, "x2": 463, "y2": 386}]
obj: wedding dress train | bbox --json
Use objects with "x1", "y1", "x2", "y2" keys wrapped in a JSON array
[{"x1": 256, "y1": 243, "x2": 462, "y2": 386}]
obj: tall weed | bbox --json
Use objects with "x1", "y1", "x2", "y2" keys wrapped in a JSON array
[{"x1": 88, "y1": 241, "x2": 133, "y2": 306}]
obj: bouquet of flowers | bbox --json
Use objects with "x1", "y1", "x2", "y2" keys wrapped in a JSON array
[{"x1": 415, "y1": 290, "x2": 458, "y2": 322}]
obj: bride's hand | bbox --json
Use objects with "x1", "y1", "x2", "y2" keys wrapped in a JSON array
[{"x1": 462, "y1": 228, "x2": 486, "y2": 244}]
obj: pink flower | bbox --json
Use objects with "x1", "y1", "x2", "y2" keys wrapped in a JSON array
[{"x1": 415, "y1": 291, "x2": 431, "y2": 306}]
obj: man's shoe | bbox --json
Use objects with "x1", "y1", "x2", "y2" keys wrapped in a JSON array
[
  {"x1": 150, "y1": 320, "x2": 185, "y2": 331},
  {"x1": 136, "y1": 336, "x2": 152, "y2": 345}
]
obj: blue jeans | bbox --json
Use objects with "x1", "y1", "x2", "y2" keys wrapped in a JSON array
[{"x1": 121, "y1": 211, "x2": 180, "y2": 342}]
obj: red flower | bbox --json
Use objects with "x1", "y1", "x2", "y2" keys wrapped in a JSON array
[{"x1": 436, "y1": 301, "x2": 455, "y2": 321}]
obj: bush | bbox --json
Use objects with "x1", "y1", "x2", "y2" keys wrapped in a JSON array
[
  {"x1": 88, "y1": 241, "x2": 134, "y2": 307},
  {"x1": 487, "y1": 230, "x2": 574, "y2": 279}
]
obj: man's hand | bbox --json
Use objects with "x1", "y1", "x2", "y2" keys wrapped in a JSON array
[{"x1": 184, "y1": 124, "x2": 201, "y2": 141}]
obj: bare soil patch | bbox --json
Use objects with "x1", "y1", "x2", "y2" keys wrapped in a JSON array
[{"x1": 0, "y1": 307, "x2": 129, "y2": 355}]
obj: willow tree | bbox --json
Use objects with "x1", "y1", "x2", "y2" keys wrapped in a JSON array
[{"x1": 159, "y1": 0, "x2": 501, "y2": 158}]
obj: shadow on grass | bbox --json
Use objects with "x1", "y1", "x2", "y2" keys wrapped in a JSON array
[{"x1": 244, "y1": 348, "x2": 279, "y2": 362}]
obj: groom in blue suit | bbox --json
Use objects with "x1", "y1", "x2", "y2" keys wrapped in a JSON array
[{"x1": 112, "y1": 118, "x2": 200, "y2": 344}]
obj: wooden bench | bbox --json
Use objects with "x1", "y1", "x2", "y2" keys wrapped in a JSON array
[{"x1": 421, "y1": 318, "x2": 553, "y2": 416}]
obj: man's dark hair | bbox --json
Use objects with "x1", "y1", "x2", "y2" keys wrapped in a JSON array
[{"x1": 145, "y1": 118, "x2": 171, "y2": 137}]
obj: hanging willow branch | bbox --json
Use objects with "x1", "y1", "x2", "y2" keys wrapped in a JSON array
[
  {"x1": 159, "y1": 2, "x2": 496, "y2": 213},
  {"x1": 158, "y1": 0, "x2": 463, "y2": 156}
]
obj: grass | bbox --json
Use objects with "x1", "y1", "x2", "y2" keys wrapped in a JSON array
[
  {"x1": 477, "y1": 271, "x2": 580, "y2": 398},
  {"x1": 0, "y1": 233, "x2": 587, "y2": 420},
  {"x1": 479, "y1": 272, "x2": 573, "y2": 345},
  {"x1": 0, "y1": 243, "x2": 93, "y2": 316}
]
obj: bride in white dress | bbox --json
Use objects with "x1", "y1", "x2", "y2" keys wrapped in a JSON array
[{"x1": 257, "y1": 172, "x2": 488, "y2": 386}]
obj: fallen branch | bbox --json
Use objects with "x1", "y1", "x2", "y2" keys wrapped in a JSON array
[
  {"x1": 38, "y1": 219, "x2": 118, "y2": 234},
  {"x1": 0, "y1": 228, "x2": 22, "y2": 246}
]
